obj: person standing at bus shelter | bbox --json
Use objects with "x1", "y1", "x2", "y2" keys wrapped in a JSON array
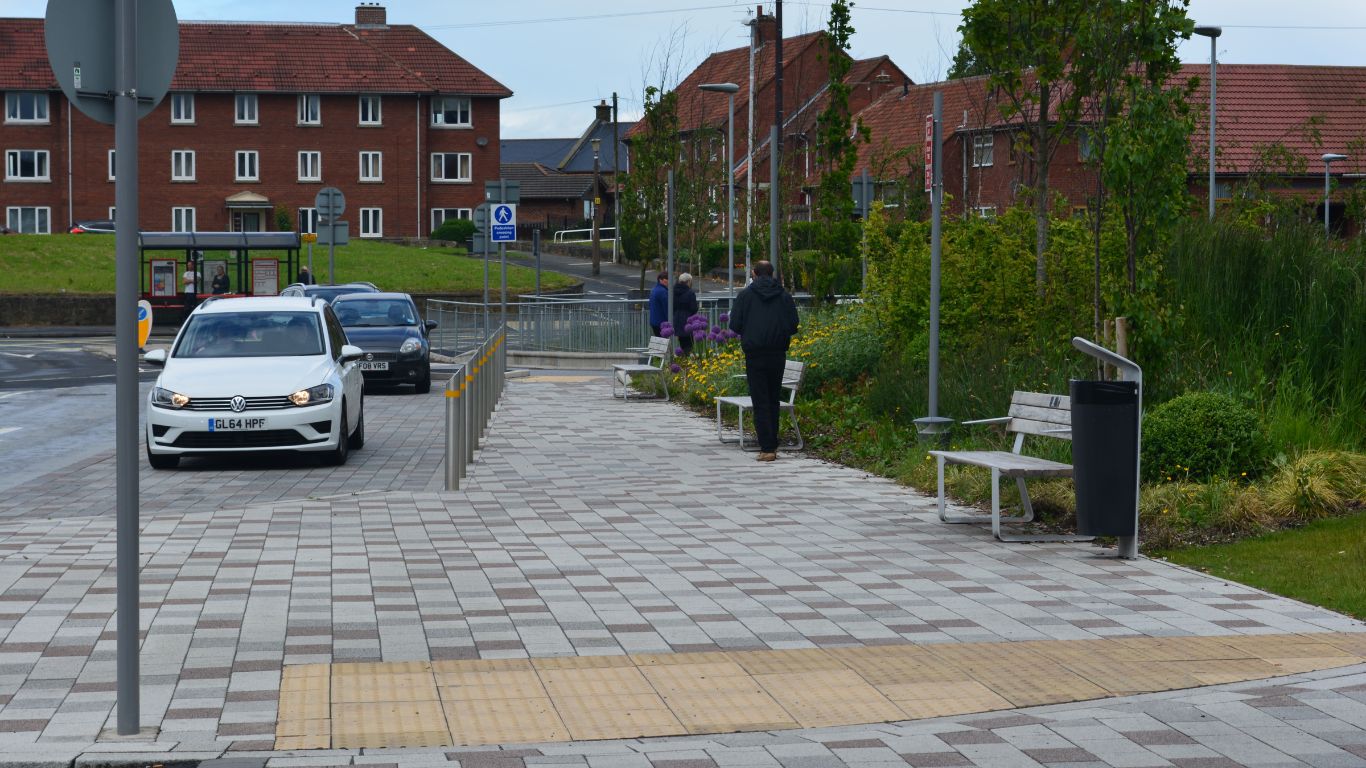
[{"x1": 181, "y1": 257, "x2": 199, "y2": 324}]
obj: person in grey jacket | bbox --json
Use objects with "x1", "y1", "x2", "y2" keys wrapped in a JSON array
[{"x1": 727, "y1": 261, "x2": 799, "y2": 461}]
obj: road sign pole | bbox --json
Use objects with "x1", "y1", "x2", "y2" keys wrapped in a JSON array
[
  {"x1": 307, "y1": 241, "x2": 313, "y2": 278},
  {"x1": 499, "y1": 180, "x2": 508, "y2": 327},
  {"x1": 113, "y1": 0, "x2": 140, "y2": 735},
  {"x1": 482, "y1": 223, "x2": 490, "y2": 335}
]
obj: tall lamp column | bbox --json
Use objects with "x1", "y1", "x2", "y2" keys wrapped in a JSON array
[
  {"x1": 590, "y1": 138, "x2": 602, "y2": 276},
  {"x1": 1193, "y1": 25, "x2": 1221, "y2": 221},
  {"x1": 1323, "y1": 153, "x2": 1347, "y2": 236},
  {"x1": 699, "y1": 82, "x2": 740, "y2": 303}
]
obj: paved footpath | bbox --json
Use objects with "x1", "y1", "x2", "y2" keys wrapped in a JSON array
[{"x1": 0, "y1": 371, "x2": 1362, "y2": 766}]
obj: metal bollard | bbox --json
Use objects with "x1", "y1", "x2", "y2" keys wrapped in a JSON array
[{"x1": 444, "y1": 366, "x2": 465, "y2": 491}]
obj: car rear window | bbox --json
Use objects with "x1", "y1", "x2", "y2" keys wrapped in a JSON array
[
  {"x1": 334, "y1": 298, "x2": 416, "y2": 327},
  {"x1": 175, "y1": 311, "x2": 325, "y2": 358}
]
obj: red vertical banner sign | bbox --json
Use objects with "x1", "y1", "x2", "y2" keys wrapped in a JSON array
[{"x1": 924, "y1": 114, "x2": 934, "y2": 192}]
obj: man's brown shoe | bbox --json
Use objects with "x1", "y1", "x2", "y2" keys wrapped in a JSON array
[{"x1": 757, "y1": 451, "x2": 777, "y2": 462}]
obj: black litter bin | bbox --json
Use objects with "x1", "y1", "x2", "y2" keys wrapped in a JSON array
[{"x1": 1070, "y1": 379, "x2": 1140, "y2": 537}]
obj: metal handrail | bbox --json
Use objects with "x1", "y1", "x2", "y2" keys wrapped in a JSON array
[
  {"x1": 444, "y1": 325, "x2": 507, "y2": 491},
  {"x1": 552, "y1": 226, "x2": 616, "y2": 244}
]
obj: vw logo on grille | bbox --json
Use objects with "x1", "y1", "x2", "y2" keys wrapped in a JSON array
[
  {"x1": 230, "y1": 396, "x2": 247, "y2": 413},
  {"x1": 365, "y1": 352, "x2": 374, "y2": 361}
]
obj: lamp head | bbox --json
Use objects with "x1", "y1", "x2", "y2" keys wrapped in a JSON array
[
  {"x1": 699, "y1": 82, "x2": 740, "y2": 94},
  {"x1": 1193, "y1": 25, "x2": 1222, "y2": 38},
  {"x1": 1323, "y1": 153, "x2": 1348, "y2": 164},
  {"x1": 591, "y1": 137, "x2": 601, "y2": 157}
]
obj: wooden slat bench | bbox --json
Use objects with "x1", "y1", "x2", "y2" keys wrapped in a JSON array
[
  {"x1": 611, "y1": 336, "x2": 670, "y2": 401},
  {"x1": 929, "y1": 391, "x2": 1093, "y2": 543},
  {"x1": 715, "y1": 359, "x2": 805, "y2": 451}
]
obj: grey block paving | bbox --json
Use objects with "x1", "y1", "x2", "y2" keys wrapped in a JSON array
[{"x1": 0, "y1": 373, "x2": 1362, "y2": 767}]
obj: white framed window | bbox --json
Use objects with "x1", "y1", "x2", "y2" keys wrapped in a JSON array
[
  {"x1": 5, "y1": 149, "x2": 50, "y2": 181},
  {"x1": 6, "y1": 206, "x2": 50, "y2": 234},
  {"x1": 359, "y1": 95, "x2": 382, "y2": 126},
  {"x1": 297, "y1": 94, "x2": 321, "y2": 125},
  {"x1": 108, "y1": 150, "x2": 116, "y2": 181},
  {"x1": 359, "y1": 151, "x2": 382, "y2": 182},
  {"x1": 235, "y1": 93, "x2": 258, "y2": 125},
  {"x1": 5, "y1": 92, "x2": 49, "y2": 124},
  {"x1": 172, "y1": 150, "x2": 195, "y2": 181},
  {"x1": 298, "y1": 151, "x2": 321, "y2": 182},
  {"x1": 1077, "y1": 131, "x2": 1098, "y2": 162},
  {"x1": 171, "y1": 93, "x2": 194, "y2": 124},
  {"x1": 108, "y1": 206, "x2": 116, "y2": 221},
  {"x1": 972, "y1": 133, "x2": 994, "y2": 168},
  {"x1": 431, "y1": 152, "x2": 472, "y2": 183},
  {"x1": 299, "y1": 208, "x2": 319, "y2": 234},
  {"x1": 172, "y1": 207, "x2": 196, "y2": 232},
  {"x1": 431, "y1": 96, "x2": 471, "y2": 127},
  {"x1": 974, "y1": 205, "x2": 997, "y2": 219},
  {"x1": 360, "y1": 207, "x2": 382, "y2": 238},
  {"x1": 236, "y1": 150, "x2": 259, "y2": 181},
  {"x1": 431, "y1": 208, "x2": 472, "y2": 231}
]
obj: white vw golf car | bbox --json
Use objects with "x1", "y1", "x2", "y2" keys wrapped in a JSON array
[{"x1": 144, "y1": 296, "x2": 366, "y2": 469}]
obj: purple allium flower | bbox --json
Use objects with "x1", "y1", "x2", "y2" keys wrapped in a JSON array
[
  {"x1": 707, "y1": 332, "x2": 720, "y2": 342},
  {"x1": 692, "y1": 331, "x2": 705, "y2": 341},
  {"x1": 719, "y1": 313, "x2": 729, "y2": 323},
  {"x1": 675, "y1": 347, "x2": 684, "y2": 356},
  {"x1": 669, "y1": 363, "x2": 681, "y2": 373},
  {"x1": 711, "y1": 325, "x2": 721, "y2": 334},
  {"x1": 660, "y1": 321, "x2": 672, "y2": 332}
]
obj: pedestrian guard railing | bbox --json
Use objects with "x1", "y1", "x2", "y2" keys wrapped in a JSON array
[
  {"x1": 552, "y1": 227, "x2": 616, "y2": 244},
  {"x1": 444, "y1": 324, "x2": 506, "y2": 491}
]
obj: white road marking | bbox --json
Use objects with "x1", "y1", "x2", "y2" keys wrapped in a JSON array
[
  {"x1": 0, "y1": 427, "x2": 19, "y2": 436},
  {"x1": 0, "y1": 352, "x2": 35, "y2": 359}
]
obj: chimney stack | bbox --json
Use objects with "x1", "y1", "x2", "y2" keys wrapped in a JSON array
[
  {"x1": 751, "y1": 5, "x2": 778, "y2": 47},
  {"x1": 594, "y1": 99, "x2": 612, "y2": 125},
  {"x1": 354, "y1": 3, "x2": 387, "y2": 27}
]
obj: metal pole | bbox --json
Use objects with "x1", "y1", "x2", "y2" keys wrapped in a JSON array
[
  {"x1": 726, "y1": 91, "x2": 735, "y2": 305},
  {"x1": 929, "y1": 92, "x2": 943, "y2": 419},
  {"x1": 666, "y1": 169, "x2": 675, "y2": 331},
  {"x1": 1208, "y1": 36, "x2": 1216, "y2": 221},
  {"x1": 861, "y1": 168, "x2": 870, "y2": 293},
  {"x1": 769, "y1": 124, "x2": 781, "y2": 280},
  {"x1": 445, "y1": 373, "x2": 460, "y2": 491},
  {"x1": 746, "y1": 19, "x2": 755, "y2": 286},
  {"x1": 114, "y1": 0, "x2": 140, "y2": 735},
  {"x1": 482, "y1": 223, "x2": 490, "y2": 336},
  {"x1": 499, "y1": 180, "x2": 508, "y2": 327},
  {"x1": 307, "y1": 240, "x2": 313, "y2": 281},
  {"x1": 591, "y1": 148, "x2": 601, "y2": 276},
  {"x1": 533, "y1": 229, "x2": 541, "y2": 296},
  {"x1": 1325, "y1": 163, "x2": 1331, "y2": 235},
  {"x1": 612, "y1": 92, "x2": 621, "y2": 265}
]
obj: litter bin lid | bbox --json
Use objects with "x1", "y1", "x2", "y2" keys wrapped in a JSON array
[{"x1": 1070, "y1": 379, "x2": 1138, "y2": 404}]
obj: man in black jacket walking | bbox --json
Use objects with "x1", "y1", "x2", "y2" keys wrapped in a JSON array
[{"x1": 727, "y1": 261, "x2": 799, "y2": 461}]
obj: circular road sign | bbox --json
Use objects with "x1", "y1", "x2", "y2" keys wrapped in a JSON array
[
  {"x1": 315, "y1": 187, "x2": 346, "y2": 220},
  {"x1": 45, "y1": 0, "x2": 180, "y2": 126}
]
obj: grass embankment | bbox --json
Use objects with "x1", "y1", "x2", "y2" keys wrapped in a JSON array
[
  {"x1": 1158, "y1": 512, "x2": 1366, "y2": 620},
  {"x1": 0, "y1": 234, "x2": 576, "y2": 294}
]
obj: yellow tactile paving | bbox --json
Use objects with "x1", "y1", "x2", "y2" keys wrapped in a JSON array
[
  {"x1": 444, "y1": 697, "x2": 569, "y2": 746},
  {"x1": 273, "y1": 631, "x2": 1366, "y2": 751}
]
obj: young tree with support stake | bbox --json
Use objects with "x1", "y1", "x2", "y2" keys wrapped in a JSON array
[{"x1": 812, "y1": 0, "x2": 868, "y2": 302}]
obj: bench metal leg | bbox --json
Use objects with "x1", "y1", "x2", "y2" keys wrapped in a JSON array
[
  {"x1": 782, "y1": 406, "x2": 804, "y2": 451},
  {"x1": 938, "y1": 459, "x2": 1031, "y2": 525},
  {"x1": 717, "y1": 400, "x2": 743, "y2": 445},
  {"x1": 992, "y1": 470, "x2": 1095, "y2": 544}
]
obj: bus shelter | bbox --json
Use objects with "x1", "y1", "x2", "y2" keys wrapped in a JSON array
[{"x1": 138, "y1": 231, "x2": 301, "y2": 314}]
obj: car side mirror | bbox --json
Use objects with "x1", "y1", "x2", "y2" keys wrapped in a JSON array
[
  {"x1": 143, "y1": 348, "x2": 168, "y2": 365},
  {"x1": 424, "y1": 320, "x2": 438, "y2": 332},
  {"x1": 339, "y1": 344, "x2": 365, "y2": 363}
]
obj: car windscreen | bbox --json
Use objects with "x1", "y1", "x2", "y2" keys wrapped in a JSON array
[
  {"x1": 309, "y1": 286, "x2": 374, "y2": 303},
  {"x1": 333, "y1": 298, "x2": 417, "y2": 327},
  {"x1": 174, "y1": 312, "x2": 325, "y2": 358}
]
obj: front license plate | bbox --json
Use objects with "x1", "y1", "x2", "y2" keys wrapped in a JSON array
[
  {"x1": 207, "y1": 417, "x2": 267, "y2": 432},
  {"x1": 359, "y1": 361, "x2": 389, "y2": 371}
]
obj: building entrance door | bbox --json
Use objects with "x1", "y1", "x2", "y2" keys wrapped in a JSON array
[{"x1": 232, "y1": 211, "x2": 263, "y2": 232}]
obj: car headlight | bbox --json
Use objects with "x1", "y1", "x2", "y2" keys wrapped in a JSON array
[
  {"x1": 399, "y1": 337, "x2": 424, "y2": 356},
  {"x1": 289, "y1": 383, "x2": 334, "y2": 406},
  {"x1": 152, "y1": 387, "x2": 190, "y2": 409}
]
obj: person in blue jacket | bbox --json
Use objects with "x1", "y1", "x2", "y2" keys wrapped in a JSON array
[{"x1": 648, "y1": 270, "x2": 669, "y2": 337}]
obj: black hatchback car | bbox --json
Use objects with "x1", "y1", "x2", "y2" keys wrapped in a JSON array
[{"x1": 331, "y1": 292, "x2": 436, "y2": 393}]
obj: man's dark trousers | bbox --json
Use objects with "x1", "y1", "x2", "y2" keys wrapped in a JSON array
[{"x1": 744, "y1": 348, "x2": 786, "y2": 452}]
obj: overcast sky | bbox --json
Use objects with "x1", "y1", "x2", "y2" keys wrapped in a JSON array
[{"x1": 9, "y1": 1, "x2": 1366, "y2": 138}]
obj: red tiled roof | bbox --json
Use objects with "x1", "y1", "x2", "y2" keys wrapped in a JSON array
[
  {"x1": 853, "y1": 75, "x2": 995, "y2": 177},
  {"x1": 1182, "y1": 63, "x2": 1366, "y2": 174},
  {"x1": 0, "y1": 17, "x2": 510, "y2": 96}
]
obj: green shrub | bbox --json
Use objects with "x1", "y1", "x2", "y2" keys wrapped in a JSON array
[
  {"x1": 1142, "y1": 392, "x2": 1272, "y2": 483},
  {"x1": 431, "y1": 218, "x2": 476, "y2": 243},
  {"x1": 788, "y1": 306, "x2": 882, "y2": 391}
]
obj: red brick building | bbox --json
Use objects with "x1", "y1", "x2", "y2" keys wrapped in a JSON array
[{"x1": 1, "y1": 4, "x2": 510, "y2": 238}]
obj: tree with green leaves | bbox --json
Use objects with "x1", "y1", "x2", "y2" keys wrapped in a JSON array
[
  {"x1": 811, "y1": 0, "x2": 868, "y2": 301},
  {"x1": 619, "y1": 85, "x2": 680, "y2": 288},
  {"x1": 958, "y1": 0, "x2": 1089, "y2": 294}
]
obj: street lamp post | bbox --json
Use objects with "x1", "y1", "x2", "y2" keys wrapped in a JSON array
[
  {"x1": 700, "y1": 82, "x2": 740, "y2": 303},
  {"x1": 1193, "y1": 25, "x2": 1221, "y2": 221},
  {"x1": 1323, "y1": 153, "x2": 1347, "y2": 236},
  {"x1": 590, "y1": 137, "x2": 602, "y2": 276}
]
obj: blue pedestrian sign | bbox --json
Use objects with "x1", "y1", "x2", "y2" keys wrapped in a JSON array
[{"x1": 491, "y1": 204, "x2": 517, "y2": 242}]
